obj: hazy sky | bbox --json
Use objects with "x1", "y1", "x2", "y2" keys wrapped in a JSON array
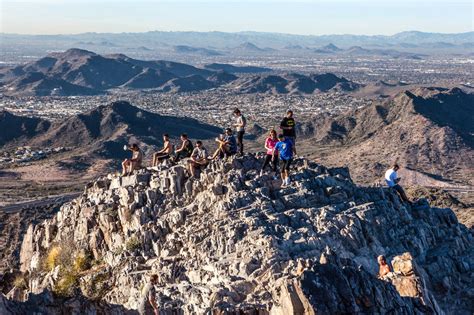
[{"x1": 1, "y1": 0, "x2": 473, "y2": 35}]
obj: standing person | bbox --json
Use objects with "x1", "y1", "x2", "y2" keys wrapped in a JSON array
[
  {"x1": 152, "y1": 134, "x2": 174, "y2": 167},
  {"x1": 280, "y1": 110, "x2": 296, "y2": 154},
  {"x1": 173, "y1": 134, "x2": 193, "y2": 162},
  {"x1": 122, "y1": 143, "x2": 143, "y2": 176},
  {"x1": 273, "y1": 134, "x2": 294, "y2": 187},
  {"x1": 138, "y1": 274, "x2": 159, "y2": 315},
  {"x1": 385, "y1": 163, "x2": 411, "y2": 204},
  {"x1": 260, "y1": 129, "x2": 278, "y2": 177},
  {"x1": 233, "y1": 108, "x2": 246, "y2": 156},
  {"x1": 210, "y1": 128, "x2": 237, "y2": 160},
  {"x1": 188, "y1": 141, "x2": 208, "y2": 177}
]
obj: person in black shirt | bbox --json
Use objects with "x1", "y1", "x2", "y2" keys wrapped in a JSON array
[
  {"x1": 173, "y1": 134, "x2": 193, "y2": 162},
  {"x1": 280, "y1": 110, "x2": 296, "y2": 154}
]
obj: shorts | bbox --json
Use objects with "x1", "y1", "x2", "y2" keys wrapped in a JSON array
[{"x1": 280, "y1": 159, "x2": 292, "y2": 171}]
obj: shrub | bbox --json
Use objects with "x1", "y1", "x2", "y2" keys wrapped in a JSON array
[
  {"x1": 13, "y1": 275, "x2": 28, "y2": 290},
  {"x1": 73, "y1": 252, "x2": 91, "y2": 273},
  {"x1": 54, "y1": 271, "x2": 78, "y2": 297},
  {"x1": 125, "y1": 235, "x2": 141, "y2": 251},
  {"x1": 44, "y1": 246, "x2": 61, "y2": 271}
]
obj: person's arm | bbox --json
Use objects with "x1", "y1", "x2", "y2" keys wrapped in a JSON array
[
  {"x1": 157, "y1": 142, "x2": 167, "y2": 154},
  {"x1": 264, "y1": 139, "x2": 272, "y2": 152},
  {"x1": 272, "y1": 144, "x2": 279, "y2": 160},
  {"x1": 176, "y1": 141, "x2": 185, "y2": 153}
]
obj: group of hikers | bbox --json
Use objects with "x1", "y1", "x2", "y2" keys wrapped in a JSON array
[
  {"x1": 122, "y1": 107, "x2": 412, "y2": 198},
  {"x1": 122, "y1": 108, "x2": 298, "y2": 187}
]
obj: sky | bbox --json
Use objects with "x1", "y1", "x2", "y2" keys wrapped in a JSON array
[{"x1": 1, "y1": 0, "x2": 473, "y2": 35}]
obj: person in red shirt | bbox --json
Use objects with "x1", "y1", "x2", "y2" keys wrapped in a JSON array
[{"x1": 260, "y1": 129, "x2": 278, "y2": 177}]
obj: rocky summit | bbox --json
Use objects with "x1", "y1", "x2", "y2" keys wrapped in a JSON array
[{"x1": 3, "y1": 155, "x2": 473, "y2": 314}]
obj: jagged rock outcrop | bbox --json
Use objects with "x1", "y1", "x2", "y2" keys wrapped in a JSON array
[{"x1": 11, "y1": 156, "x2": 474, "y2": 314}]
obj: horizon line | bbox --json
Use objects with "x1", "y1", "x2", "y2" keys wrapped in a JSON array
[{"x1": 1, "y1": 29, "x2": 473, "y2": 37}]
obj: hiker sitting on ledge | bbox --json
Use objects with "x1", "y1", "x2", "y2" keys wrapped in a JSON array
[
  {"x1": 122, "y1": 143, "x2": 143, "y2": 176},
  {"x1": 377, "y1": 255, "x2": 392, "y2": 279},
  {"x1": 152, "y1": 133, "x2": 174, "y2": 167},
  {"x1": 209, "y1": 128, "x2": 237, "y2": 160},
  {"x1": 173, "y1": 133, "x2": 193, "y2": 162},
  {"x1": 385, "y1": 163, "x2": 411, "y2": 204},
  {"x1": 188, "y1": 141, "x2": 208, "y2": 178}
]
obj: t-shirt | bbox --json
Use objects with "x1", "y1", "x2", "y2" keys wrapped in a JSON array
[
  {"x1": 191, "y1": 146, "x2": 207, "y2": 160},
  {"x1": 225, "y1": 135, "x2": 238, "y2": 153},
  {"x1": 184, "y1": 140, "x2": 194, "y2": 156},
  {"x1": 265, "y1": 137, "x2": 278, "y2": 155},
  {"x1": 280, "y1": 117, "x2": 296, "y2": 137},
  {"x1": 274, "y1": 139, "x2": 293, "y2": 160},
  {"x1": 138, "y1": 283, "x2": 156, "y2": 314},
  {"x1": 235, "y1": 115, "x2": 247, "y2": 132},
  {"x1": 385, "y1": 169, "x2": 398, "y2": 187}
]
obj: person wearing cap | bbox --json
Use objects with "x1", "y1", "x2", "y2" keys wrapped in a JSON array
[
  {"x1": 273, "y1": 134, "x2": 294, "y2": 187},
  {"x1": 209, "y1": 128, "x2": 238, "y2": 160},
  {"x1": 233, "y1": 108, "x2": 246, "y2": 156},
  {"x1": 122, "y1": 143, "x2": 143, "y2": 176},
  {"x1": 280, "y1": 110, "x2": 297, "y2": 155},
  {"x1": 384, "y1": 163, "x2": 411, "y2": 204}
]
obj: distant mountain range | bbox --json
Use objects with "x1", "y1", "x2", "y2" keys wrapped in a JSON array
[
  {"x1": 0, "y1": 49, "x2": 361, "y2": 96},
  {"x1": 299, "y1": 87, "x2": 474, "y2": 186},
  {"x1": 228, "y1": 73, "x2": 361, "y2": 94},
  {"x1": 1, "y1": 101, "x2": 222, "y2": 160},
  {"x1": 1, "y1": 31, "x2": 472, "y2": 56}
]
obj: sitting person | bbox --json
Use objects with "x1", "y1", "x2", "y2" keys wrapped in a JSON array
[
  {"x1": 122, "y1": 143, "x2": 143, "y2": 176},
  {"x1": 260, "y1": 129, "x2": 278, "y2": 176},
  {"x1": 377, "y1": 255, "x2": 392, "y2": 279},
  {"x1": 385, "y1": 163, "x2": 411, "y2": 204},
  {"x1": 173, "y1": 133, "x2": 194, "y2": 162},
  {"x1": 152, "y1": 133, "x2": 174, "y2": 167},
  {"x1": 210, "y1": 128, "x2": 238, "y2": 160},
  {"x1": 188, "y1": 141, "x2": 208, "y2": 178}
]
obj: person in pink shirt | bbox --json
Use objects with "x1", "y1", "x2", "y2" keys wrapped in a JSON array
[{"x1": 260, "y1": 129, "x2": 279, "y2": 176}]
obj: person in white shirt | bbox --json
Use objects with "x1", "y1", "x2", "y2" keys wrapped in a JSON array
[
  {"x1": 233, "y1": 108, "x2": 246, "y2": 156},
  {"x1": 385, "y1": 164, "x2": 411, "y2": 204},
  {"x1": 188, "y1": 141, "x2": 208, "y2": 178}
]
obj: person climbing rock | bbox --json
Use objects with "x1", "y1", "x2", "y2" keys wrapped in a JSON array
[
  {"x1": 280, "y1": 110, "x2": 296, "y2": 154},
  {"x1": 122, "y1": 143, "x2": 143, "y2": 176},
  {"x1": 173, "y1": 134, "x2": 194, "y2": 162},
  {"x1": 260, "y1": 129, "x2": 278, "y2": 177},
  {"x1": 138, "y1": 274, "x2": 159, "y2": 315},
  {"x1": 152, "y1": 133, "x2": 174, "y2": 167},
  {"x1": 377, "y1": 255, "x2": 392, "y2": 279},
  {"x1": 188, "y1": 141, "x2": 208, "y2": 178},
  {"x1": 273, "y1": 134, "x2": 294, "y2": 187},
  {"x1": 233, "y1": 108, "x2": 246, "y2": 156},
  {"x1": 384, "y1": 164, "x2": 411, "y2": 204}
]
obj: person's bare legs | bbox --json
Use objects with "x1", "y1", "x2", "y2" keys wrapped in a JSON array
[
  {"x1": 122, "y1": 159, "x2": 130, "y2": 176},
  {"x1": 188, "y1": 161, "x2": 196, "y2": 177},
  {"x1": 152, "y1": 153, "x2": 158, "y2": 167}
]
